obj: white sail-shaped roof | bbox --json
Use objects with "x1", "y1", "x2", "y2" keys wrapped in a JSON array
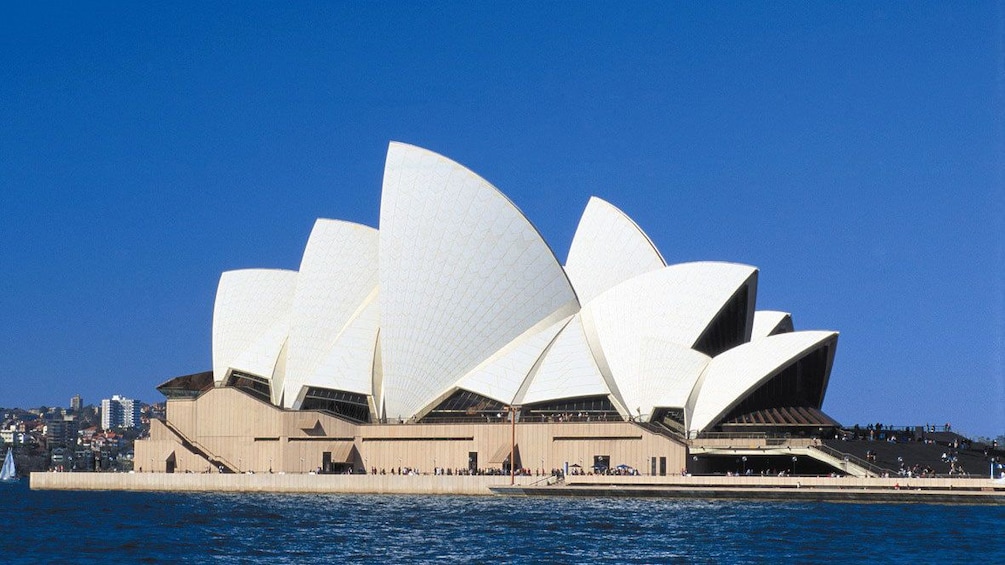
[
  {"x1": 581, "y1": 262, "x2": 756, "y2": 420},
  {"x1": 212, "y1": 269, "x2": 298, "y2": 386},
  {"x1": 687, "y1": 330, "x2": 838, "y2": 434},
  {"x1": 453, "y1": 310, "x2": 574, "y2": 406},
  {"x1": 203, "y1": 143, "x2": 842, "y2": 429},
  {"x1": 518, "y1": 314, "x2": 611, "y2": 405},
  {"x1": 750, "y1": 310, "x2": 793, "y2": 340},
  {"x1": 288, "y1": 291, "x2": 380, "y2": 407},
  {"x1": 284, "y1": 219, "x2": 379, "y2": 407},
  {"x1": 638, "y1": 340, "x2": 711, "y2": 419},
  {"x1": 378, "y1": 142, "x2": 579, "y2": 419},
  {"x1": 564, "y1": 197, "x2": 666, "y2": 304}
]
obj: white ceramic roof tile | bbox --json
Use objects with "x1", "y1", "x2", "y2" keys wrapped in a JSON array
[
  {"x1": 378, "y1": 142, "x2": 578, "y2": 420},
  {"x1": 637, "y1": 339, "x2": 711, "y2": 419},
  {"x1": 581, "y1": 262, "x2": 756, "y2": 420},
  {"x1": 564, "y1": 197, "x2": 666, "y2": 304},
  {"x1": 687, "y1": 330, "x2": 838, "y2": 434},
  {"x1": 454, "y1": 313, "x2": 572, "y2": 405},
  {"x1": 229, "y1": 323, "x2": 291, "y2": 398},
  {"x1": 283, "y1": 219, "x2": 379, "y2": 406},
  {"x1": 519, "y1": 314, "x2": 612, "y2": 405},
  {"x1": 750, "y1": 310, "x2": 794, "y2": 340},
  {"x1": 289, "y1": 291, "x2": 380, "y2": 406},
  {"x1": 211, "y1": 269, "x2": 298, "y2": 387}
]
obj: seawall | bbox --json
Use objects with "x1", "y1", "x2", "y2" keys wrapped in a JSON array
[
  {"x1": 31, "y1": 472, "x2": 1005, "y2": 504},
  {"x1": 30, "y1": 472, "x2": 542, "y2": 495},
  {"x1": 495, "y1": 475, "x2": 1005, "y2": 504}
]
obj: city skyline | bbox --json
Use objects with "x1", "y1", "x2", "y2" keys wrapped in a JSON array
[{"x1": 1, "y1": 4, "x2": 1002, "y2": 436}]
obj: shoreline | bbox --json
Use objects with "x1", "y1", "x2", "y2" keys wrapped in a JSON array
[{"x1": 30, "y1": 472, "x2": 1005, "y2": 504}]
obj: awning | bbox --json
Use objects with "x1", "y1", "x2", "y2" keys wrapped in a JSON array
[
  {"x1": 328, "y1": 442, "x2": 357, "y2": 463},
  {"x1": 488, "y1": 443, "x2": 520, "y2": 465},
  {"x1": 301, "y1": 420, "x2": 326, "y2": 436}
]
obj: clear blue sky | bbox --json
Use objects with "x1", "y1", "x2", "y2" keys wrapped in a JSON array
[{"x1": 2, "y1": 3, "x2": 1002, "y2": 437}]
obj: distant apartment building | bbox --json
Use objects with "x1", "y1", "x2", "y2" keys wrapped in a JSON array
[
  {"x1": 70, "y1": 394, "x2": 83, "y2": 412},
  {"x1": 1, "y1": 428, "x2": 27, "y2": 445},
  {"x1": 44, "y1": 414, "x2": 79, "y2": 447},
  {"x1": 101, "y1": 395, "x2": 141, "y2": 430}
]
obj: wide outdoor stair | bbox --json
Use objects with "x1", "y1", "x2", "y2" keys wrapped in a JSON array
[
  {"x1": 633, "y1": 421, "x2": 688, "y2": 445},
  {"x1": 823, "y1": 432, "x2": 1002, "y2": 477},
  {"x1": 159, "y1": 419, "x2": 238, "y2": 473}
]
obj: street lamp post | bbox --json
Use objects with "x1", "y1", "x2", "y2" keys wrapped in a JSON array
[
  {"x1": 741, "y1": 456, "x2": 747, "y2": 475},
  {"x1": 791, "y1": 456, "x2": 798, "y2": 476},
  {"x1": 507, "y1": 405, "x2": 520, "y2": 486}
]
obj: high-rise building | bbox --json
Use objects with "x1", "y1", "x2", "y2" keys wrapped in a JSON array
[
  {"x1": 45, "y1": 414, "x2": 78, "y2": 447},
  {"x1": 70, "y1": 394, "x2": 83, "y2": 412},
  {"x1": 121, "y1": 397, "x2": 140, "y2": 428},
  {"x1": 101, "y1": 395, "x2": 141, "y2": 430}
]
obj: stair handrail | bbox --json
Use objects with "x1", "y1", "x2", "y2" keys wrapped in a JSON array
[
  {"x1": 809, "y1": 443, "x2": 893, "y2": 477},
  {"x1": 632, "y1": 420, "x2": 689, "y2": 447},
  {"x1": 160, "y1": 418, "x2": 239, "y2": 473}
]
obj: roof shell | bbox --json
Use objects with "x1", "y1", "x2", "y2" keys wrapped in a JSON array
[
  {"x1": 284, "y1": 219, "x2": 379, "y2": 406},
  {"x1": 638, "y1": 339, "x2": 711, "y2": 418},
  {"x1": 564, "y1": 197, "x2": 666, "y2": 304},
  {"x1": 582, "y1": 262, "x2": 756, "y2": 420},
  {"x1": 518, "y1": 313, "x2": 612, "y2": 405},
  {"x1": 377, "y1": 142, "x2": 578, "y2": 419},
  {"x1": 750, "y1": 310, "x2": 794, "y2": 340},
  {"x1": 289, "y1": 290, "x2": 381, "y2": 407},
  {"x1": 453, "y1": 309, "x2": 574, "y2": 406},
  {"x1": 686, "y1": 330, "x2": 838, "y2": 434},
  {"x1": 211, "y1": 269, "x2": 298, "y2": 388}
]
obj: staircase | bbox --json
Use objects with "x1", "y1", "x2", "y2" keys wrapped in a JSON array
[
  {"x1": 633, "y1": 420, "x2": 688, "y2": 445},
  {"x1": 159, "y1": 419, "x2": 239, "y2": 473}
]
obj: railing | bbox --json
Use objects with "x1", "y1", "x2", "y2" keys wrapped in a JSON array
[
  {"x1": 632, "y1": 421, "x2": 688, "y2": 446},
  {"x1": 160, "y1": 419, "x2": 239, "y2": 473},
  {"x1": 527, "y1": 473, "x2": 562, "y2": 486},
  {"x1": 659, "y1": 418, "x2": 687, "y2": 436},
  {"x1": 695, "y1": 431, "x2": 795, "y2": 440},
  {"x1": 840, "y1": 425, "x2": 973, "y2": 445},
  {"x1": 844, "y1": 423, "x2": 960, "y2": 434}
]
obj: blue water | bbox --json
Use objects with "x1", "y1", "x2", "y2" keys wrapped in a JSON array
[{"x1": 2, "y1": 479, "x2": 1003, "y2": 563}]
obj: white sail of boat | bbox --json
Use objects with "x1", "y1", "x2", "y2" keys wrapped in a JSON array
[{"x1": 0, "y1": 447, "x2": 16, "y2": 481}]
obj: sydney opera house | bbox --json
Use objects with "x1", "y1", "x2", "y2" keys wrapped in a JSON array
[{"x1": 136, "y1": 142, "x2": 842, "y2": 477}]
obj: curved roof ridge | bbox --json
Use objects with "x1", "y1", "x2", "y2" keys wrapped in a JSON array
[
  {"x1": 378, "y1": 142, "x2": 579, "y2": 419},
  {"x1": 584, "y1": 196, "x2": 666, "y2": 263},
  {"x1": 686, "y1": 330, "x2": 838, "y2": 434},
  {"x1": 284, "y1": 219, "x2": 379, "y2": 405},
  {"x1": 750, "y1": 310, "x2": 794, "y2": 340},
  {"x1": 389, "y1": 142, "x2": 577, "y2": 296},
  {"x1": 451, "y1": 306, "x2": 576, "y2": 406},
  {"x1": 212, "y1": 268, "x2": 298, "y2": 386},
  {"x1": 565, "y1": 196, "x2": 667, "y2": 305}
]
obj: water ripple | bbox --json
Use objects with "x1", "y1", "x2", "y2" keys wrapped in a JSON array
[{"x1": 3, "y1": 482, "x2": 1005, "y2": 563}]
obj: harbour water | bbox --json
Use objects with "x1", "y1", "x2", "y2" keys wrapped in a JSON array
[{"x1": 4, "y1": 480, "x2": 1004, "y2": 563}]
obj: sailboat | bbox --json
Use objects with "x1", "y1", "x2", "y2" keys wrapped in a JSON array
[{"x1": 0, "y1": 447, "x2": 16, "y2": 482}]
